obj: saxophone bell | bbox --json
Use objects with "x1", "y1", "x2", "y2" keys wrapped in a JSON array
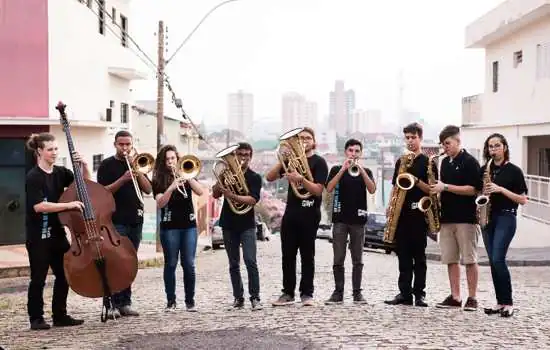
[
  {"x1": 396, "y1": 173, "x2": 416, "y2": 190},
  {"x1": 416, "y1": 196, "x2": 433, "y2": 212},
  {"x1": 475, "y1": 194, "x2": 490, "y2": 207}
]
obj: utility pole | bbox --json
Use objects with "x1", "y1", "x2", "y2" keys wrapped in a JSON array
[{"x1": 155, "y1": 20, "x2": 165, "y2": 253}]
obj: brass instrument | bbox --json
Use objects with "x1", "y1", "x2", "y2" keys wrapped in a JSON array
[
  {"x1": 383, "y1": 151, "x2": 416, "y2": 244},
  {"x1": 212, "y1": 144, "x2": 253, "y2": 215},
  {"x1": 172, "y1": 155, "x2": 202, "y2": 197},
  {"x1": 124, "y1": 148, "x2": 155, "y2": 204},
  {"x1": 416, "y1": 152, "x2": 445, "y2": 235},
  {"x1": 348, "y1": 159, "x2": 361, "y2": 177},
  {"x1": 276, "y1": 127, "x2": 314, "y2": 199},
  {"x1": 476, "y1": 158, "x2": 493, "y2": 229}
]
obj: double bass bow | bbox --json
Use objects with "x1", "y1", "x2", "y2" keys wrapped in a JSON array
[{"x1": 56, "y1": 102, "x2": 138, "y2": 322}]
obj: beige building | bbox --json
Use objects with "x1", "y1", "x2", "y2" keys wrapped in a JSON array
[
  {"x1": 461, "y1": 0, "x2": 550, "y2": 231},
  {"x1": 281, "y1": 92, "x2": 318, "y2": 131},
  {"x1": 227, "y1": 90, "x2": 254, "y2": 137}
]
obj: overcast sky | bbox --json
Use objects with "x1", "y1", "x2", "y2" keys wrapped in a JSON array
[{"x1": 129, "y1": 0, "x2": 505, "y2": 127}]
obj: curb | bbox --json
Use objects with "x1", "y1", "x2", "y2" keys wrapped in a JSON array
[{"x1": 425, "y1": 252, "x2": 550, "y2": 267}]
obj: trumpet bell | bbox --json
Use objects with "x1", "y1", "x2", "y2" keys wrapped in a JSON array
[
  {"x1": 396, "y1": 173, "x2": 416, "y2": 191},
  {"x1": 177, "y1": 155, "x2": 201, "y2": 180},
  {"x1": 348, "y1": 165, "x2": 360, "y2": 177},
  {"x1": 475, "y1": 195, "x2": 490, "y2": 206}
]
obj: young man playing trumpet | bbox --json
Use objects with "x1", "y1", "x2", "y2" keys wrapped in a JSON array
[
  {"x1": 213, "y1": 142, "x2": 263, "y2": 310},
  {"x1": 325, "y1": 138, "x2": 376, "y2": 304},
  {"x1": 97, "y1": 130, "x2": 152, "y2": 317},
  {"x1": 266, "y1": 127, "x2": 328, "y2": 306}
]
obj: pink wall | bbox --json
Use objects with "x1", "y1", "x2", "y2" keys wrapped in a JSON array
[{"x1": 0, "y1": 0, "x2": 49, "y2": 117}]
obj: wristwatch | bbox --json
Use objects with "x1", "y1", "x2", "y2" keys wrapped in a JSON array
[{"x1": 443, "y1": 184, "x2": 448, "y2": 191}]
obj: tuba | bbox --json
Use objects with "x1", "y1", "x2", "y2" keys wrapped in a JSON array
[
  {"x1": 172, "y1": 154, "x2": 201, "y2": 197},
  {"x1": 212, "y1": 144, "x2": 253, "y2": 215},
  {"x1": 416, "y1": 152, "x2": 445, "y2": 235},
  {"x1": 383, "y1": 150, "x2": 416, "y2": 244},
  {"x1": 124, "y1": 148, "x2": 155, "y2": 204},
  {"x1": 476, "y1": 158, "x2": 493, "y2": 229},
  {"x1": 276, "y1": 127, "x2": 314, "y2": 199}
]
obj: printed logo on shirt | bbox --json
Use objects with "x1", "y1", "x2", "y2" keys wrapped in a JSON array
[
  {"x1": 137, "y1": 209, "x2": 144, "y2": 217},
  {"x1": 357, "y1": 209, "x2": 368, "y2": 217},
  {"x1": 333, "y1": 183, "x2": 341, "y2": 213},
  {"x1": 162, "y1": 209, "x2": 172, "y2": 222},
  {"x1": 41, "y1": 197, "x2": 51, "y2": 240},
  {"x1": 301, "y1": 199, "x2": 315, "y2": 208},
  {"x1": 189, "y1": 213, "x2": 195, "y2": 222}
]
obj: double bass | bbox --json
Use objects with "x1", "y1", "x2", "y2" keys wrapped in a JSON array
[{"x1": 56, "y1": 102, "x2": 138, "y2": 322}]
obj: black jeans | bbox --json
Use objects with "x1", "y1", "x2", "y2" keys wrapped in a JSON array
[
  {"x1": 331, "y1": 223, "x2": 365, "y2": 293},
  {"x1": 222, "y1": 227, "x2": 260, "y2": 301},
  {"x1": 26, "y1": 236, "x2": 70, "y2": 322},
  {"x1": 395, "y1": 211, "x2": 427, "y2": 299},
  {"x1": 482, "y1": 211, "x2": 517, "y2": 305},
  {"x1": 112, "y1": 223, "x2": 142, "y2": 307},
  {"x1": 280, "y1": 213, "x2": 320, "y2": 298}
]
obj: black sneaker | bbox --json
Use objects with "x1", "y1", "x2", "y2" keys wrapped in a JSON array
[
  {"x1": 52, "y1": 315, "x2": 84, "y2": 327},
  {"x1": 271, "y1": 293, "x2": 295, "y2": 306},
  {"x1": 232, "y1": 297, "x2": 245, "y2": 309},
  {"x1": 165, "y1": 300, "x2": 177, "y2": 312},
  {"x1": 186, "y1": 302, "x2": 197, "y2": 312},
  {"x1": 353, "y1": 292, "x2": 368, "y2": 304},
  {"x1": 415, "y1": 296, "x2": 428, "y2": 307},
  {"x1": 325, "y1": 291, "x2": 344, "y2": 305},
  {"x1": 435, "y1": 295, "x2": 462, "y2": 309},
  {"x1": 384, "y1": 294, "x2": 413, "y2": 305},
  {"x1": 463, "y1": 297, "x2": 478, "y2": 311},
  {"x1": 251, "y1": 298, "x2": 263, "y2": 311},
  {"x1": 119, "y1": 305, "x2": 140, "y2": 316},
  {"x1": 30, "y1": 318, "x2": 51, "y2": 330}
]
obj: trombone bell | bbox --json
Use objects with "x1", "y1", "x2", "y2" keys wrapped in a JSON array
[{"x1": 177, "y1": 154, "x2": 201, "y2": 180}]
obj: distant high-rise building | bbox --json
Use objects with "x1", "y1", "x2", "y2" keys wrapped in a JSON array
[
  {"x1": 329, "y1": 80, "x2": 355, "y2": 136},
  {"x1": 352, "y1": 109, "x2": 382, "y2": 134},
  {"x1": 227, "y1": 90, "x2": 254, "y2": 137},
  {"x1": 282, "y1": 92, "x2": 318, "y2": 131}
]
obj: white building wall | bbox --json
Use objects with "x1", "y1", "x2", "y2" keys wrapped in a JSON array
[{"x1": 48, "y1": 0, "x2": 143, "y2": 122}]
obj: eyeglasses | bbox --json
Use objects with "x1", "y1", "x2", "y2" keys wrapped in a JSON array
[
  {"x1": 236, "y1": 153, "x2": 251, "y2": 158},
  {"x1": 488, "y1": 144, "x2": 502, "y2": 150}
]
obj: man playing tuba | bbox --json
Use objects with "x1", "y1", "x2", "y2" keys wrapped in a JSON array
[{"x1": 266, "y1": 127, "x2": 328, "y2": 307}]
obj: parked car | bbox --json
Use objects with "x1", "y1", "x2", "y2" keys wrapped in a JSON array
[{"x1": 364, "y1": 212, "x2": 394, "y2": 254}]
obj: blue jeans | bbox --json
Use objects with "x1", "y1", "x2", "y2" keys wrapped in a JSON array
[
  {"x1": 160, "y1": 227, "x2": 198, "y2": 305},
  {"x1": 113, "y1": 223, "x2": 142, "y2": 307},
  {"x1": 482, "y1": 212, "x2": 516, "y2": 305},
  {"x1": 222, "y1": 228, "x2": 260, "y2": 301}
]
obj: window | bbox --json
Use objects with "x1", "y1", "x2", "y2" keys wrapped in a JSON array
[
  {"x1": 120, "y1": 15, "x2": 128, "y2": 47},
  {"x1": 98, "y1": 0, "x2": 105, "y2": 35},
  {"x1": 536, "y1": 43, "x2": 550, "y2": 80},
  {"x1": 120, "y1": 103, "x2": 129, "y2": 123},
  {"x1": 492, "y1": 61, "x2": 499, "y2": 92},
  {"x1": 111, "y1": 7, "x2": 116, "y2": 24},
  {"x1": 92, "y1": 154, "x2": 104, "y2": 172},
  {"x1": 538, "y1": 148, "x2": 550, "y2": 177},
  {"x1": 513, "y1": 50, "x2": 522, "y2": 68}
]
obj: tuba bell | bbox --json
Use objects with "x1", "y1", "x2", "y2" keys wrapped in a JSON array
[
  {"x1": 125, "y1": 148, "x2": 155, "y2": 204},
  {"x1": 212, "y1": 144, "x2": 253, "y2": 215},
  {"x1": 172, "y1": 154, "x2": 201, "y2": 197},
  {"x1": 276, "y1": 127, "x2": 314, "y2": 199}
]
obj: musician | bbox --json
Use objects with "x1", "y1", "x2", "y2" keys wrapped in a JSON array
[
  {"x1": 325, "y1": 138, "x2": 376, "y2": 304},
  {"x1": 25, "y1": 133, "x2": 87, "y2": 330},
  {"x1": 384, "y1": 123, "x2": 432, "y2": 307},
  {"x1": 152, "y1": 145, "x2": 203, "y2": 312},
  {"x1": 212, "y1": 142, "x2": 263, "y2": 310},
  {"x1": 97, "y1": 130, "x2": 152, "y2": 317},
  {"x1": 480, "y1": 133, "x2": 527, "y2": 318},
  {"x1": 266, "y1": 127, "x2": 328, "y2": 306},
  {"x1": 430, "y1": 125, "x2": 482, "y2": 311}
]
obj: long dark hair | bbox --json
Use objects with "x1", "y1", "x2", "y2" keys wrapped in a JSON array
[
  {"x1": 152, "y1": 145, "x2": 179, "y2": 192},
  {"x1": 483, "y1": 133, "x2": 510, "y2": 163},
  {"x1": 26, "y1": 132, "x2": 55, "y2": 158}
]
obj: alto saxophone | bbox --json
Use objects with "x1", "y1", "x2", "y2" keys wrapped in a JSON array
[
  {"x1": 383, "y1": 151, "x2": 416, "y2": 244},
  {"x1": 417, "y1": 152, "x2": 444, "y2": 236},
  {"x1": 476, "y1": 158, "x2": 493, "y2": 229}
]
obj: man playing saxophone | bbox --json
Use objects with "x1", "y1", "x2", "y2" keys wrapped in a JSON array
[
  {"x1": 384, "y1": 123, "x2": 433, "y2": 307},
  {"x1": 266, "y1": 127, "x2": 328, "y2": 307},
  {"x1": 212, "y1": 142, "x2": 263, "y2": 310},
  {"x1": 429, "y1": 125, "x2": 482, "y2": 311}
]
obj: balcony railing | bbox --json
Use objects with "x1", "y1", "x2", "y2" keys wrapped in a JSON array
[
  {"x1": 462, "y1": 94, "x2": 483, "y2": 126},
  {"x1": 523, "y1": 174, "x2": 550, "y2": 224}
]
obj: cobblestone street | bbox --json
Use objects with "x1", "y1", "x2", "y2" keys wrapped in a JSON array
[{"x1": 1, "y1": 237, "x2": 549, "y2": 349}]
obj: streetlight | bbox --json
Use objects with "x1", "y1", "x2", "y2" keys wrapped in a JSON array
[{"x1": 165, "y1": 0, "x2": 242, "y2": 66}]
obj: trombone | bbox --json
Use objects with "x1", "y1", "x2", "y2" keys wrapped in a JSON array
[
  {"x1": 171, "y1": 154, "x2": 202, "y2": 197},
  {"x1": 124, "y1": 148, "x2": 155, "y2": 204}
]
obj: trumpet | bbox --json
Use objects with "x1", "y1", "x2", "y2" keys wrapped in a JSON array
[
  {"x1": 172, "y1": 154, "x2": 202, "y2": 197},
  {"x1": 348, "y1": 159, "x2": 360, "y2": 177},
  {"x1": 124, "y1": 148, "x2": 155, "y2": 204}
]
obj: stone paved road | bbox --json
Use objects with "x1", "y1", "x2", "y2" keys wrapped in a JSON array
[{"x1": 1, "y1": 237, "x2": 550, "y2": 350}]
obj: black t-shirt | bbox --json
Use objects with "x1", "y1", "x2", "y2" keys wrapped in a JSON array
[
  {"x1": 391, "y1": 153, "x2": 431, "y2": 214},
  {"x1": 97, "y1": 156, "x2": 146, "y2": 225},
  {"x1": 281, "y1": 154, "x2": 329, "y2": 219},
  {"x1": 26, "y1": 165, "x2": 74, "y2": 241},
  {"x1": 439, "y1": 149, "x2": 482, "y2": 224},
  {"x1": 480, "y1": 161, "x2": 528, "y2": 214},
  {"x1": 327, "y1": 166, "x2": 374, "y2": 225},
  {"x1": 219, "y1": 168, "x2": 262, "y2": 232},
  {"x1": 152, "y1": 181, "x2": 196, "y2": 230}
]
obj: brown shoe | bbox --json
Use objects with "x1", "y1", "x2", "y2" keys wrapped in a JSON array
[
  {"x1": 435, "y1": 295, "x2": 462, "y2": 309},
  {"x1": 463, "y1": 297, "x2": 478, "y2": 311}
]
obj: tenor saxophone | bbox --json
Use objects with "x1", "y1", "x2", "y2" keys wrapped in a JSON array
[
  {"x1": 417, "y1": 152, "x2": 444, "y2": 235},
  {"x1": 383, "y1": 151, "x2": 416, "y2": 244}
]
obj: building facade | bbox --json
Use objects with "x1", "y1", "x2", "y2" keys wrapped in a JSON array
[
  {"x1": 329, "y1": 80, "x2": 356, "y2": 136},
  {"x1": 227, "y1": 90, "x2": 254, "y2": 138},
  {"x1": 281, "y1": 92, "x2": 318, "y2": 132},
  {"x1": 0, "y1": 0, "x2": 147, "y2": 245},
  {"x1": 461, "y1": 0, "x2": 550, "y2": 230}
]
